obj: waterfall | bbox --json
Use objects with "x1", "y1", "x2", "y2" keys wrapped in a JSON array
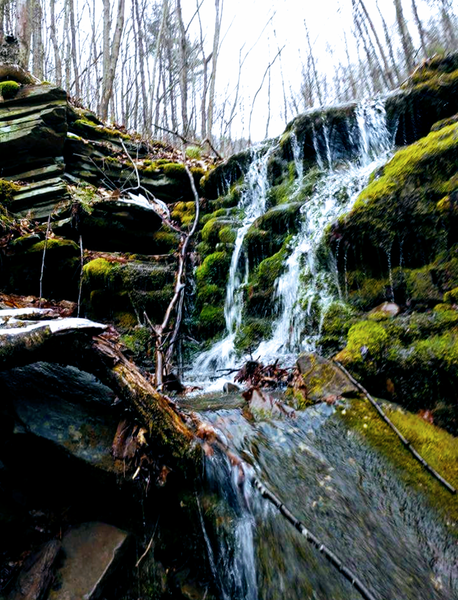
[
  {"x1": 193, "y1": 145, "x2": 276, "y2": 378},
  {"x1": 192, "y1": 99, "x2": 393, "y2": 383},
  {"x1": 255, "y1": 99, "x2": 392, "y2": 363}
]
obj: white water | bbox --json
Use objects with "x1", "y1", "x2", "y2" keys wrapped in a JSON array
[
  {"x1": 256, "y1": 99, "x2": 392, "y2": 363},
  {"x1": 191, "y1": 99, "x2": 393, "y2": 385},
  {"x1": 192, "y1": 145, "x2": 276, "y2": 380}
]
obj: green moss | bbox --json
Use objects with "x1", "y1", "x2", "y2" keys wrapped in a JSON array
[
  {"x1": 355, "y1": 123, "x2": 458, "y2": 211},
  {"x1": 0, "y1": 179, "x2": 20, "y2": 205},
  {"x1": 201, "y1": 218, "x2": 230, "y2": 246},
  {"x1": 336, "y1": 320, "x2": 388, "y2": 364},
  {"x1": 152, "y1": 230, "x2": 180, "y2": 253},
  {"x1": 83, "y1": 257, "x2": 120, "y2": 287},
  {"x1": 162, "y1": 162, "x2": 186, "y2": 179},
  {"x1": 218, "y1": 226, "x2": 236, "y2": 244},
  {"x1": 196, "y1": 251, "x2": 230, "y2": 286},
  {"x1": 196, "y1": 305, "x2": 225, "y2": 339},
  {"x1": 28, "y1": 238, "x2": 79, "y2": 254},
  {"x1": 444, "y1": 287, "x2": 458, "y2": 304},
  {"x1": 0, "y1": 80, "x2": 20, "y2": 99},
  {"x1": 196, "y1": 283, "x2": 224, "y2": 308},
  {"x1": 234, "y1": 319, "x2": 272, "y2": 353},
  {"x1": 340, "y1": 398, "x2": 458, "y2": 527},
  {"x1": 186, "y1": 146, "x2": 202, "y2": 160}
]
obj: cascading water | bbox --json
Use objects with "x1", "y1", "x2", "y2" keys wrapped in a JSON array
[
  {"x1": 255, "y1": 99, "x2": 393, "y2": 363},
  {"x1": 193, "y1": 145, "x2": 276, "y2": 378},
  {"x1": 192, "y1": 99, "x2": 393, "y2": 383}
]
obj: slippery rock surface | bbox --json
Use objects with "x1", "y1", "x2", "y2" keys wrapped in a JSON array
[
  {"x1": 297, "y1": 353, "x2": 359, "y2": 402},
  {"x1": 48, "y1": 522, "x2": 129, "y2": 600}
]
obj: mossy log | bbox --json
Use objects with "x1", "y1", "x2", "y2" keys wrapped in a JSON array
[{"x1": 0, "y1": 309, "x2": 199, "y2": 470}]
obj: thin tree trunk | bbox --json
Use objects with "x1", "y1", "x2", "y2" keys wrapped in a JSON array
[
  {"x1": 68, "y1": 0, "x2": 80, "y2": 97},
  {"x1": 411, "y1": 0, "x2": 428, "y2": 59},
  {"x1": 100, "y1": 0, "x2": 125, "y2": 120},
  {"x1": 49, "y1": 0, "x2": 61, "y2": 85},
  {"x1": 176, "y1": 0, "x2": 188, "y2": 136},
  {"x1": 376, "y1": 0, "x2": 402, "y2": 84},
  {"x1": 16, "y1": 0, "x2": 32, "y2": 69},
  {"x1": 206, "y1": 0, "x2": 223, "y2": 143},
  {"x1": 31, "y1": 0, "x2": 43, "y2": 79},
  {"x1": 304, "y1": 20, "x2": 323, "y2": 105},
  {"x1": 393, "y1": 0, "x2": 415, "y2": 72},
  {"x1": 358, "y1": 0, "x2": 396, "y2": 87}
]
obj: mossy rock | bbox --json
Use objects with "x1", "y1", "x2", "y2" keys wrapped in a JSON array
[
  {"x1": 0, "y1": 179, "x2": 20, "y2": 205},
  {"x1": 195, "y1": 305, "x2": 225, "y2": 339},
  {"x1": 331, "y1": 121, "x2": 458, "y2": 277},
  {"x1": 234, "y1": 319, "x2": 272, "y2": 354},
  {"x1": 195, "y1": 251, "x2": 230, "y2": 287},
  {"x1": 335, "y1": 320, "x2": 388, "y2": 365},
  {"x1": 0, "y1": 80, "x2": 20, "y2": 100},
  {"x1": 340, "y1": 398, "x2": 458, "y2": 526},
  {"x1": 83, "y1": 258, "x2": 120, "y2": 288}
]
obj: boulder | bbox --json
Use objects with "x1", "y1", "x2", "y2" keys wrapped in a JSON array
[
  {"x1": 296, "y1": 353, "x2": 358, "y2": 402},
  {"x1": 49, "y1": 522, "x2": 129, "y2": 600},
  {"x1": 0, "y1": 362, "x2": 121, "y2": 474}
]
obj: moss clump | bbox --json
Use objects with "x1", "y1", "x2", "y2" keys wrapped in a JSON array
[
  {"x1": 336, "y1": 320, "x2": 388, "y2": 364},
  {"x1": 218, "y1": 226, "x2": 236, "y2": 244},
  {"x1": 83, "y1": 257, "x2": 120, "y2": 287},
  {"x1": 0, "y1": 179, "x2": 20, "y2": 205},
  {"x1": 201, "y1": 218, "x2": 231, "y2": 246},
  {"x1": 340, "y1": 398, "x2": 458, "y2": 527},
  {"x1": 171, "y1": 200, "x2": 196, "y2": 228},
  {"x1": 444, "y1": 287, "x2": 458, "y2": 304},
  {"x1": 195, "y1": 251, "x2": 230, "y2": 287},
  {"x1": 196, "y1": 305, "x2": 225, "y2": 339},
  {"x1": 196, "y1": 283, "x2": 224, "y2": 308},
  {"x1": 319, "y1": 301, "x2": 357, "y2": 354},
  {"x1": 28, "y1": 238, "x2": 79, "y2": 255},
  {"x1": 162, "y1": 162, "x2": 186, "y2": 179},
  {"x1": 186, "y1": 146, "x2": 202, "y2": 160},
  {"x1": 234, "y1": 319, "x2": 272, "y2": 354},
  {"x1": 0, "y1": 80, "x2": 20, "y2": 99}
]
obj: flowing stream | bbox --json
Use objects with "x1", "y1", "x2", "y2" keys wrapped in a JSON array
[{"x1": 191, "y1": 398, "x2": 457, "y2": 600}]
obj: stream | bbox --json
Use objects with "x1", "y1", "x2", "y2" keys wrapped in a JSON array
[{"x1": 188, "y1": 396, "x2": 457, "y2": 600}]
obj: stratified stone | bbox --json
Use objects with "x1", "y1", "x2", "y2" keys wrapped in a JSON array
[
  {"x1": 0, "y1": 363, "x2": 120, "y2": 474},
  {"x1": 9, "y1": 540, "x2": 62, "y2": 600},
  {"x1": 49, "y1": 522, "x2": 129, "y2": 600},
  {"x1": 296, "y1": 353, "x2": 358, "y2": 402}
]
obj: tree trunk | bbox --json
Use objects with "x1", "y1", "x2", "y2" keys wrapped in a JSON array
[
  {"x1": 50, "y1": 0, "x2": 61, "y2": 85},
  {"x1": 100, "y1": 0, "x2": 125, "y2": 121},
  {"x1": 393, "y1": 0, "x2": 415, "y2": 72},
  {"x1": 16, "y1": 0, "x2": 32, "y2": 69},
  {"x1": 31, "y1": 0, "x2": 43, "y2": 79},
  {"x1": 176, "y1": 0, "x2": 188, "y2": 136},
  {"x1": 358, "y1": 0, "x2": 396, "y2": 87},
  {"x1": 68, "y1": 0, "x2": 80, "y2": 97},
  {"x1": 206, "y1": 0, "x2": 223, "y2": 142},
  {"x1": 411, "y1": 0, "x2": 428, "y2": 59}
]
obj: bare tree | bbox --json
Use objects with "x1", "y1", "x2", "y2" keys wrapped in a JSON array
[
  {"x1": 100, "y1": 0, "x2": 126, "y2": 121},
  {"x1": 393, "y1": 0, "x2": 415, "y2": 72}
]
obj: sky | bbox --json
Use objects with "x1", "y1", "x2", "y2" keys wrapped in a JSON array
[{"x1": 181, "y1": 0, "x2": 431, "y2": 141}]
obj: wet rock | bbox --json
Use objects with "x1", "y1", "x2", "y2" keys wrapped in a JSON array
[
  {"x1": 9, "y1": 540, "x2": 62, "y2": 600},
  {"x1": 223, "y1": 382, "x2": 240, "y2": 393},
  {"x1": 296, "y1": 353, "x2": 358, "y2": 402},
  {"x1": 369, "y1": 302, "x2": 401, "y2": 318},
  {"x1": 49, "y1": 522, "x2": 129, "y2": 600},
  {"x1": 0, "y1": 363, "x2": 120, "y2": 474}
]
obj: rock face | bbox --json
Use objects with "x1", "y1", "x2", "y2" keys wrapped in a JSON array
[
  {"x1": 0, "y1": 363, "x2": 120, "y2": 474},
  {"x1": 296, "y1": 354, "x2": 359, "y2": 402},
  {"x1": 49, "y1": 522, "x2": 129, "y2": 600}
]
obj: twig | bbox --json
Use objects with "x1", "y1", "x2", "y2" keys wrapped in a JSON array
[
  {"x1": 135, "y1": 520, "x2": 159, "y2": 568},
  {"x1": 39, "y1": 215, "x2": 51, "y2": 307},
  {"x1": 77, "y1": 235, "x2": 84, "y2": 317},
  {"x1": 252, "y1": 477, "x2": 377, "y2": 600},
  {"x1": 334, "y1": 360, "x2": 456, "y2": 494}
]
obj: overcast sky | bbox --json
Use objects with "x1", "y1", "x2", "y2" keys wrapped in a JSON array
[{"x1": 182, "y1": 0, "x2": 431, "y2": 141}]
